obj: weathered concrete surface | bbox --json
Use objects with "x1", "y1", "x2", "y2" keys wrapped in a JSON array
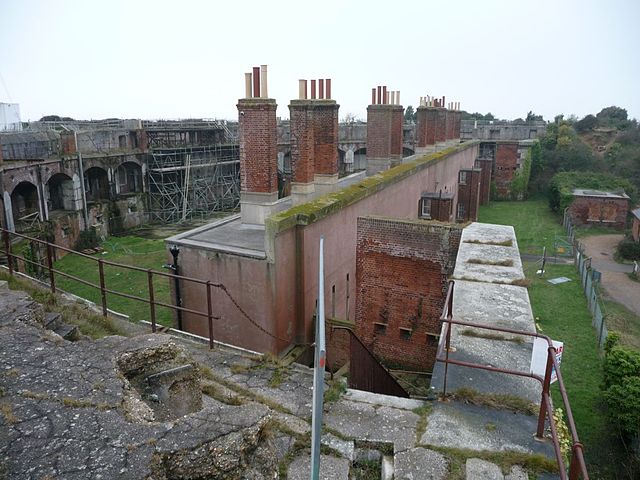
[
  {"x1": 421, "y1": 402, "x2": 554, "y2": 456},
  {"x1": 0, "y1": 277, "x2": 560, "y2": 478},
  {"x1": 433, "y1": 223, "x2": 542, "y2": 404},
  {"x1": 394, "y1": 447, "x2": 449, "y2": 479},
  {"x1": 286, "y1": 453, "x2": 350, "y2": 479}
]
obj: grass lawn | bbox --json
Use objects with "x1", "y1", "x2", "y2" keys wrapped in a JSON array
[
  {"x1": 601, "y1": 299, "x2": 640, "y2": 351},
  {"x1": 527, "y1": 263, "x2": 623, "y2": 477},
  {"x1": 54, "y1": 236, "x2": 174, "y2": 327},
  {"x1": 478, "y1": 198, "x2": 565, "y2": 254}
]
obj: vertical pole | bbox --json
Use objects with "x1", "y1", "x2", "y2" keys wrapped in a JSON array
[
  {"x1": 46, "y1": 243, "x2": 56, "y2": 293},
  {"x1": 442, "y1": 281, "x2": 454, "y2": 396},
  {"x1": 3, "y1": 230, "x2": 13, "y2": 276},
  {"x1": 310, "y1": 237, "x2": 326, "y2": 480},
  {"x1": 98, "y1": 259, "x2": 108, "y2": 317},
  {"x1": 207, "y1": 281, "x2": 214, "y2": 350},
  {"x1": 148, "y1": 269, "x2": 156, "y2": 333},
  {"x1": 536, "y1": 347, "x2": 554, "y2": 438}
]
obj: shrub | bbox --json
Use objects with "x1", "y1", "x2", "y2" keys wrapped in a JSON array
[
  {"x1": 74, "y1": 229, "x2": 99, "y2": 251},
  {"x1": 548, "y1": 171, "x2": 636, "y2": 212},
  {"x1": 617, "y1": 237, "x2": 640, "y2": 261},
  {"x1": 603, "y1": 346, "x2": 640, "y2": 389},
  {"x1": 603, "y1": 376, "x2": 640, "y2": 436}
]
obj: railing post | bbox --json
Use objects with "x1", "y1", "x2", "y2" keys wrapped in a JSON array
[
  {"x1": 98, "y1": 259, "x2": 108, "y2": 317},
  {"x1": 569, "y1": 442, "x2": 584, "y2": 480},
  {"x1": 46, "y1": 242, "x2": 56, "y2": 293},
  {"x1": 147, "y1": 269, "x2": 156, "y2": 333},
  {"x1": 3, "y1": 230, "x2": 13, "y2": 276},
  {"x1": 206, "y1": 281, "x2": 214, "y2": 349},
  {"x1": 442, "y1": 281, "x2": 455, "y2": 397},
  {"x1": 536, "y1": 347, "x2": 555, "y2": 438}
]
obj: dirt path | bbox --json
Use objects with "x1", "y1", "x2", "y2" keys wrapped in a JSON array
[{"x1": 580, "y1": 234, "x2": 640, "y2": 315}]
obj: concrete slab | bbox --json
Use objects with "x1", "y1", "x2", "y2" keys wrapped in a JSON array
[
  {"x1": 394, "y1": 447, "x2": 449, "y2": 480},
  {"x1": 166, "y1": 215, "x2": 266, "y2": 258},
  {"x1": 344, "y1": 388, "x2": 427, "y2": 411},
  {"x1": 466, "y1": 458, "x2": 504, "y2": 480},
  {"x1": 324, "y1": 399, "x2": 419, "y2": 449},
  {"x1": 286, "y1": 453, "x2": 350, "y2": 479},
  {"x1": 420, "y1": 401, "x2": 554, "y2": 458}
]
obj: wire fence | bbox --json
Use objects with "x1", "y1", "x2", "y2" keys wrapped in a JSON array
[{"x1": 563, "y1": 211, "x2": 609, "y2": 350}]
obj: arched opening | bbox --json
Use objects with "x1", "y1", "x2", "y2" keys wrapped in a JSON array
[
  {"x1": 85, "y1": 167, "x2": 110, "y2": 202},
  {"x1": 354, "y1": 147, "x2": 367, "y2": 171},
  {"x1": 116, "y1": 162, "x2": 143, "y2": 194},
  {"x1": 47, "y1": 173, "x2": 75, "y2": 211},
  {"x1": 403, "y1": 147, "x2": 415, "y2": 158},
  {"x1": 10, "y1": 181, "x2": 39, "y2": 221}
]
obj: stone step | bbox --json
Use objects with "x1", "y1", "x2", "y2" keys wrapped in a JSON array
[
  {"x1": 44, "y1": 312, "x2": 63, "y2": 330},
  {"x1": 53, "y1": 323, "x2": 79, "y2": 341}
]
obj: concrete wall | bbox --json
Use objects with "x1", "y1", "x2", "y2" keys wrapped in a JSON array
[
  {"x1": 461, "y1": 120, "x2": 547, "y2": 141},
  {"x1": 355, "y1": 217, "x2": 461, "y2": 371}
]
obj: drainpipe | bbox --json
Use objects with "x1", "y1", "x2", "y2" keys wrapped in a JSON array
[
  {"x1": 167, "y1": 245, "x2": 183, "y2": 330},
  {"x1": 74, "y1": 130, "x2": 90, "y2": 229}
]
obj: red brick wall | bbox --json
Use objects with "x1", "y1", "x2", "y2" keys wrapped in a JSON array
[
  {"x1": 289, "y1": 101, "x2": 315, "y2": 184},
  {"x1": 435, "y1": 108, "x2": 447, "y2": 143},
  {"x1": 456, "y1": 169, "x2": 482, "y2": 221},
  {"x1": 475, "y1": 158, "x2": 493, "y2": 205},
  {"x1": 495, "y1": 143, "x2": 518, "y2": 198},
  {"x1": 313, "y1": 101, "x2": 339, "y2": 175},
  {"x1": 60, "y1": 132, "x2": 77, "y2": 155},
  {"x1": 326, "y1": 319, "x2": 351, "y2": 372},
  {"x1": 445, "y1": 110, "x2": 454, "y2": 140},
  {"x1": 568, "y1": 196, "x2": 629, "y2": 229},
  {"x1": 419, "y1": 196, "x2": 453, "y2": 222},
  {"x1": 237, "y1": 98, "x2": 278, "y2": 193},
  {"x1": 632, "y1": 216, "x2": 640, "y2": 242},
  {"x1": 416, "y1": 107, "x2": 438, "y2": 147},
  {"x1": 453, "y1": 111, "x2": 461, "y2": 140},
  {"x1": 355, "y1": 217, "x2": 462, "y2": 372},
  {"x1": 366, "y1": 105, "x2": 403, "y2": 159}
]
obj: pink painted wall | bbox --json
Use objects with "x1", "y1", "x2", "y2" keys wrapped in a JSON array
[
  {"x1": 284, "y1": 145, "x2": 478, "y2": 345},
  {"x1": 176, "y1": 144, "x2": 478, "y2": 354}
]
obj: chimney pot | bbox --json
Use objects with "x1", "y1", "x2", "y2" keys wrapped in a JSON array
[
  {"x1": 260, "y1": 65, "x2": 268, "y2": 98},
  {"x1": 245, "y1": 72, "x2": 252, "y2": 98},
  {"x1": 326, "y1": 79, "x2": 331, "y2": 99},
  {"x1": 371, "y1": 88, "x2": 376, "y2": 105},
  {"x1": 299, "y1": 79, "x2": 307, "y2": 100},
  {"x1": 382, "y1": 86, "x2": 387, "y2": 105},
  {"x1": 377, "y1": 86, "x2": 382, "y2": 105},
  {"x1": 311, "y1": 80, "x2": 317, "y2": 99},
  {"x1": 252, "y1": 66, "x2": 261, "y2": 98},
  {"x1": 319, "y1": 79, "x2": 325, "y2": 99}
]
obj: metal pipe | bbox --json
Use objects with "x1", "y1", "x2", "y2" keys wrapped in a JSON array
[
  {"x1": 148, "y1": 269, "x2": 156, "y2": 333},
  {"x1": 207, "y1": 280, "x2": 214, "y2": 349},
  {"x1": 170, "y1": 245, "x2": 183, "y2": 330}
]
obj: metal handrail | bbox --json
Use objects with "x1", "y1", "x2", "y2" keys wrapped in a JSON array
[
  {"x1": 1, "y1": 228, "x2": 287, "y2": 349},
  {"x1": 437, "y1": 280, "x2": 588, "y2": 479}
]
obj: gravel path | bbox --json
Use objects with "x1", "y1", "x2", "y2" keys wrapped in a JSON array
[{"x1": 580, "y1": 234, "x2": 640, "y2": 315}]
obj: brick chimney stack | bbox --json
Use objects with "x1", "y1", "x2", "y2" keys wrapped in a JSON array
[
  {"x1": 289, "y1": 78, "x2": 339, "y2": 203},
  {"x1": 366, "y1": 85, "x2": 404, "y2": 174},
  {"x1": 237, "y1": 65, "x2": 280, "y2": 225}
]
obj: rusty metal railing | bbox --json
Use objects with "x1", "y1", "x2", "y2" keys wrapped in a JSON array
[
  {"x1": 0, "y1": 228, "x2": 281, "y2": 349},
  {"x1": 437, "y1": 280, "x2": 588, "y2": 479},
  {"x1": 331, "y1": 325, "x2": 409, "y2": 398}
]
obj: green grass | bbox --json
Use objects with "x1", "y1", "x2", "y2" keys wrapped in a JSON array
[
  {"x1": 478, "y1": 198, "x2": 565, "y2": 254},
  {"x1": 601, "y1": 300, "x2": 640, "y2": 351},
  {"x1": 54, "y1": 236, "x2": 173, "y2": 327}
]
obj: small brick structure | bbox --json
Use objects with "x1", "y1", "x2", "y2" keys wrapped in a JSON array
[
  {"x1": 289, "y1": 100, "x2": 316, "y2": 185},
  {"x1": 456, "y1": 168, "x2": 482, "y2": 222},
  {"x1": 355, "y1": 216, "x2": 462, "y2": 372},
  {"x1": 632, "y1": 208, "x2": 640, "y2": 242},
  {"x1": 416, "y1": 107, "x2": 438, "y2": 149},
  {"x1": 366, "y1": 105, "x2": 404, "y2": 164},
  {"x1": 474, "y1": 157, "x2": 493, "y2": 205},
  {"x1": 418, "y1": 191, "x2": 454, "y2": 222},
  {"x1": 494, "y1": 142, "x2": 519, "y2": 198},
  {"x1": 568, "y1": 189, "x2": 630, "y2": 229},
  {"x1": 312, "y1": 100, "x2": 340, "y2": 178},
  {"x1": 435, "y1": 108, "x2": 447, "y2": 144}
]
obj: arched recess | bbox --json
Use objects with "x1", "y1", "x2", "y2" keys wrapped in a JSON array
[
  {"x1": 10, "y1": 181, "x2": 39, "y2": 221},
  {"x1": 85, "y1": 167, "x2": 110, "y2": 202},
  {"x1": 47, "y1": 173, "x2": 76, "y2": 211},
  {"x1": 116, "y1": 162, "x2": 143, "y2": 194},
  {"x1": 403, "y1": 147, "x2": 415, "y2": 157},
  {"x1": 354, "y1": 147, "x2": 367, "y2": 171}
]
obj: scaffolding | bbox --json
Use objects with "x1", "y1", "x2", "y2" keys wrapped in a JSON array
[{"x1": 148, "y1": 144, "x2": 240, "y2": 223}]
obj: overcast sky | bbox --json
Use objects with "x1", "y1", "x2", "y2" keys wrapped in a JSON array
[{"x1": 1, "y1": 0, "x2": 639, "y2": 123}]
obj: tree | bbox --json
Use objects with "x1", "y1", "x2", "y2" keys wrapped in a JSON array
[
  {"x1": 526, "y1": 111, "x2": 543, "y2": 122},
  {"x1": 574, "y1": 114, "x2": 597, "y2": 133},
  {"x1": 596, "y1": 106, "x2": 630, "y2": 129},
  {"x1": 404, "y1": 106, "x2": 416, "y2": 123}
]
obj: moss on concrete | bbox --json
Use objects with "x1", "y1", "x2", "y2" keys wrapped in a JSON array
[{"x1": 265, "y1": 141, "x2": 479, "y2": 237}]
